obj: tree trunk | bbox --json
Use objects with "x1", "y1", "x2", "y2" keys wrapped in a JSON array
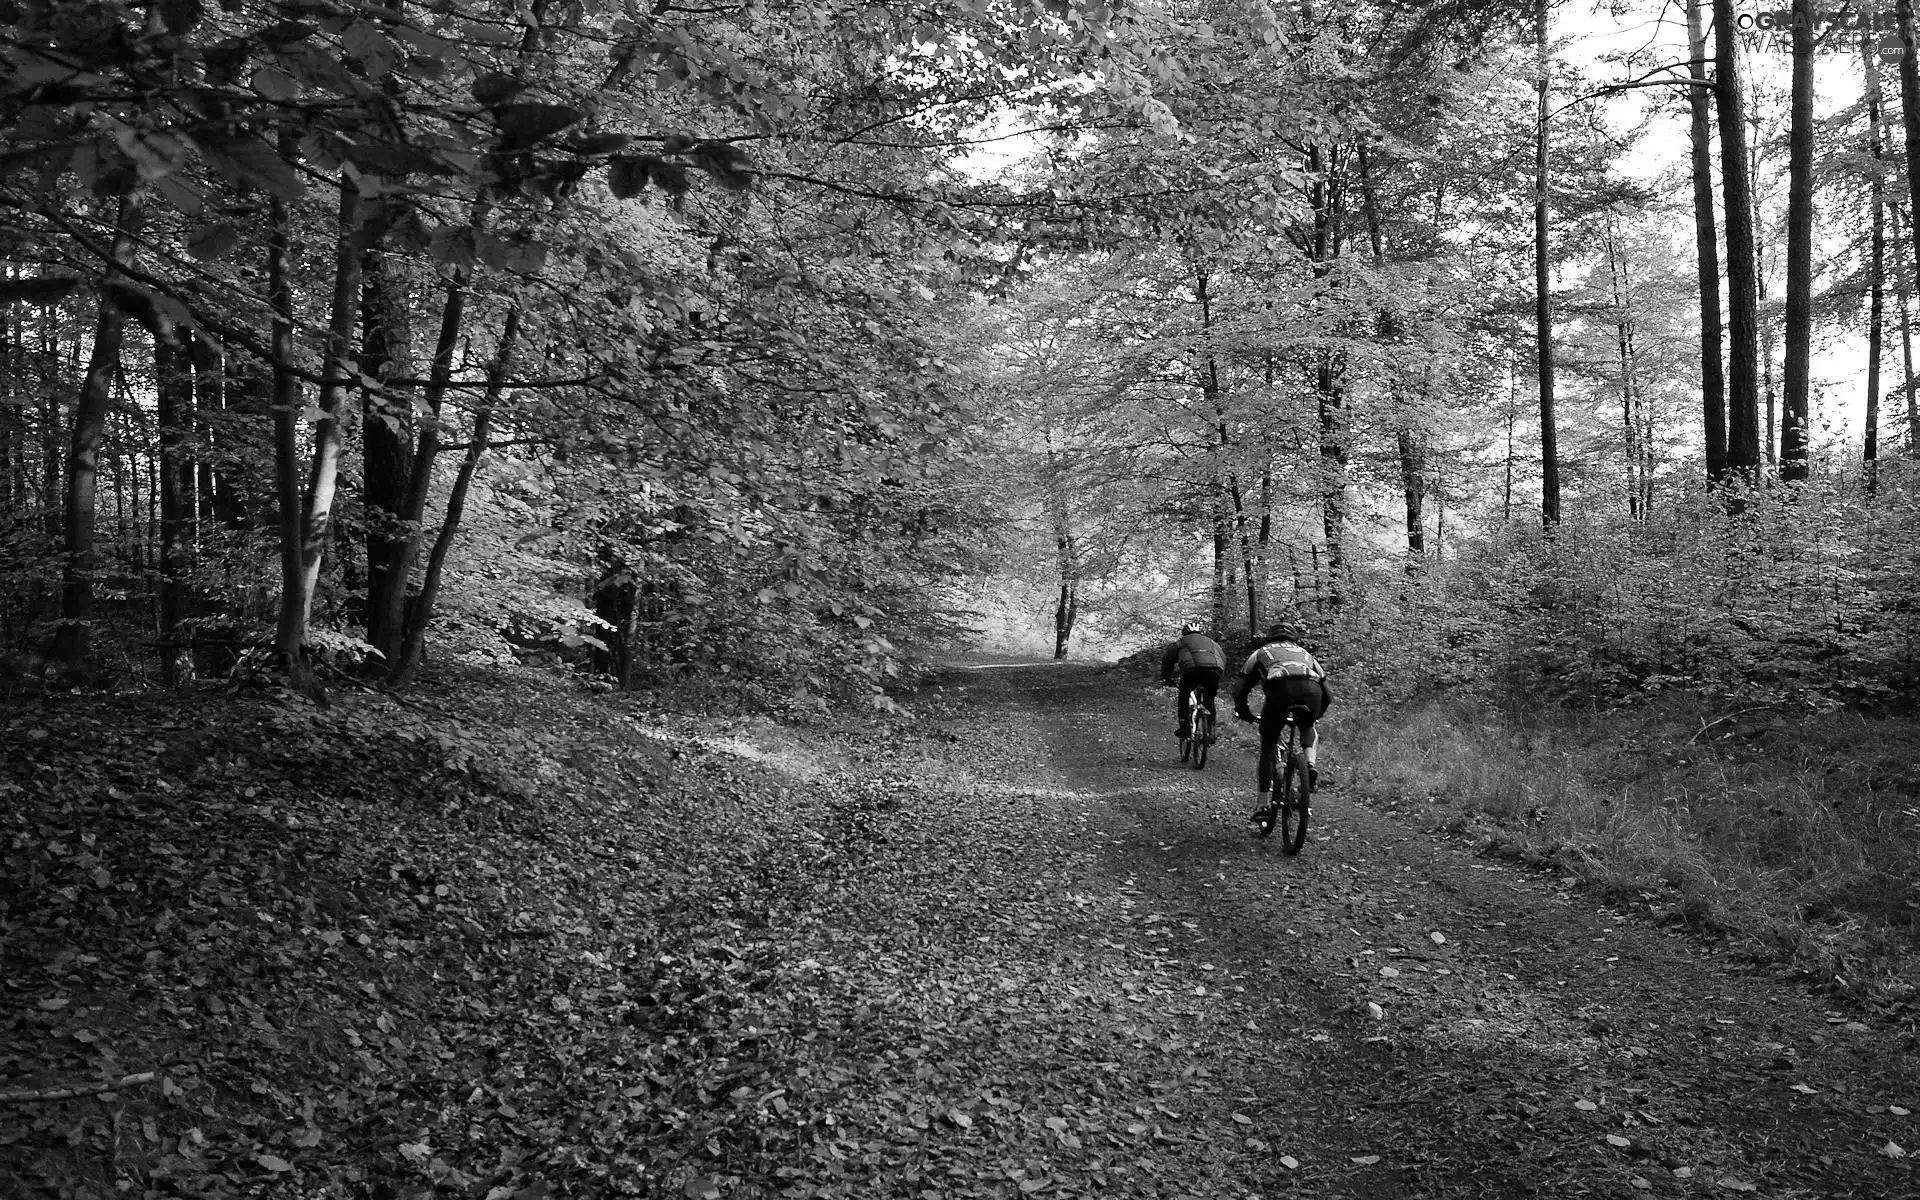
[
  {"x1": 1780, "y1": 0, "x2": 1815, "y2": 481},
  {"x1": 52, "y1": 190, "x2": 144, "y2": 667},
  {"x1": 155, "y1": 331, "x2": 192, "y2": 685},
  {"x1": 1897, "y1": 205, "x2": 1920, "y2": 455},
  {"x1": 1210, "y1": 501, "x2": 1229, "y2": 634},
  {"x1": 1053, "y1": 572, "x2": 1077, "y2": 660},
  {"x1": 371, "y1": 199, "x2": 489, "y2": 679},
  {"x1": 392, "y1": 307, "x2": 521, "y2": 685},
  {"x1": 1867, "y1": 33, "x2": 1888, "y2": 493},
  {"x1": 361, "y1": 245, "x2": 415, "y2": 657},
  {"x1": 1534, "y1": 2, "x2": 1560, "y2": 528},
  {"x1": 266, "y1": 143, "x2": 318, "y2": 698},
  {"x1": 1714, "y1": 0, "x2": 1763, "y2": 483},
  {"x1": 297, "y1": 179, "x2": 367, "y2": 622},
  {"x1": 1687, "y1": 0, "x2": 1728, "y2": 482},
  {"x1": 1898, "y1": 0, "x2": 1920, "y2": 296},
  {"x1": 1397, "y1": 426, "x2": 1426, "y2": 557},
  {"x1": 1604, "y1": 220, "x2": 1646, "y2": 518},
  {"x1": 1308, "y1": 141, "x2": 1348, "y2": 601}
]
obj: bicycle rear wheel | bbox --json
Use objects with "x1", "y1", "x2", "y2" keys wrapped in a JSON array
[
  {"x1": 1279, "y1": 751, "x2": 1309, "y2": 854},
  {"x1": 1193, "y1": 706, "x2": 1213, "y2": 770}
]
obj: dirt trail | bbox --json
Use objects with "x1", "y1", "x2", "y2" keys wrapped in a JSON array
[{"x1": 913, "y1": 662, "x2": 1919, "y2": 1199}]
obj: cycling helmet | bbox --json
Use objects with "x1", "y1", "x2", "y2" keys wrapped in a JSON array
[
  {"x1": 1180, "y1": 618, "x2": 1202, "y2": 635},
  {"x1": 1266, "y1": 620, "x2": 1306, "y2": 643}
]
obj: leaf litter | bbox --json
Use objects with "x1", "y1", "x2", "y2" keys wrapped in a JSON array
[{"x1": 6, "y1": 663, "x2": 1920, "y2": 1199}]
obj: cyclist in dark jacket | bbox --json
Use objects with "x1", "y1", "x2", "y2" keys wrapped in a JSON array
[
  {"x1": 1160, "y1": 619, "x2": 1227, "y2": 740},
  {"x1": 1233, "y1": 620, "x2": 1334, "y2": 800}
]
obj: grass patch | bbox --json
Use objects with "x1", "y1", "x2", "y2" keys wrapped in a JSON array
[{"x1": 1346, "y1": 694, "x2": 1920, "y2": 1003}]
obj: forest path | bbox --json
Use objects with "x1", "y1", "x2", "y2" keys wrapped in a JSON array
[{"x1": 906, "y1": 661, "x2": 1918, "y2": 1198}]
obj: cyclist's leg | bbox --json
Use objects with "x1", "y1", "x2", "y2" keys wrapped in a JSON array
[
  {"x1": 1273, "y1": 679, "x2": 1324, "y2": 786},
  {"x1": 1256, "y1": 687, "x2": 1286, "y2": 793},
  {"x1": 1299, "y1": 680, "x2": 1329, "y2": 787},
  {"x1": 1175, "y1": 669, "x2": 1196, "y2": 736},
  {"x1": 1195, "y1": 668, "x2": 1221, "y2": 735}
]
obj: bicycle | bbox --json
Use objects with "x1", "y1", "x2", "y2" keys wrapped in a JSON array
[
  {"x1": 1180, "y1": 691, "x2": 1216, "y2": 770},
  {"x1": 1249, "y1": 703, "x2": 1312, "y2": 853}
]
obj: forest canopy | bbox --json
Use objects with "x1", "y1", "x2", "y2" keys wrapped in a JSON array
[{"x1": 2, "y1": 0, "x2": 1917, "y2": 710}]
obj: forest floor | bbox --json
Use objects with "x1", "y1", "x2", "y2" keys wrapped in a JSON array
[{"x1": 4, "y1": 660, "x2": 1919, "y2": 1199}]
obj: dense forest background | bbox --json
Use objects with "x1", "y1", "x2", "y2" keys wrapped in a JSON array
[{"x1": 3, "y1": 0, "x2": 1918, "y2": 713}]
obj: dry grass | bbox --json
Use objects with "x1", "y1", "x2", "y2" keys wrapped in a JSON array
[{"x1": 1346, "y1": 694, "x2": 1920, "y2": 1002}]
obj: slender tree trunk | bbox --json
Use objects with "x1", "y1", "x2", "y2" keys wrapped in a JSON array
[
  {"x1": 1397, "y1": 427, "x2": 1426, "y2": 557},
  {"x1": 1504, "y1": 329, "x2": 1519, "y2": 522},
  {"x1": 1535, "y1": 2, "x2": 1561, "y2": 528},
  {"x1": 1897, "y1": 205, "x2": 1920, "y2": 454},
  {"x1": 1041, "y1": 429, "x2": 1076, "y2": 660},
  {"x1": 266, "y1": 139, "x2": 317, "y2": 697},
  {"x1": 297, "y1": 179, "x2": 366, "y2": 621},
  {"x1": 1898, "y1": 0, "x2": 1920, "y2": 289},
  {"x1": 372, "y1": 199, "x2": 489, "y2": 679},
  {"x1": 1223, "y1": 471, "x2": 1260, "y2": 634},
  {"x1": 361, "y1": 245, "x2": 414, "y2": 656},
  {"x1": 1605, "y1": 220, "x2": 1646, "y2": 518},
  {"x1": 1211, "y1": 499, "x2": 1229, "y2": 634},
  {"x1": 1715, "y1": 0, "x2": 1764, "y2": 483},
  {"x1": 155, "y1": 332, "x2": 192, "y2": 685},
  {"x1": 1867, "y1": 33, "x2": 1888, "y2": 493},
  {"x1": 52, "y1": 191, "x2": 144, "y2": 667},
  {"x1": 1780, "y1": 0, "x2": 1815, "y2": 481},
  {"x1": 1307, "y1": 142, "x2": 1349, "y2": 600},
  {"x1": 392, "y1": 307, "x2": 521, "y2": 684},
  {"x1": 1688, "y1": 0, "x2": 1728, "y2": 482}
]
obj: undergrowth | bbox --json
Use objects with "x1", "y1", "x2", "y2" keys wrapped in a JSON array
[{"x1": 1345, "y1": 693, "x2": 1920, "y2": 1005}]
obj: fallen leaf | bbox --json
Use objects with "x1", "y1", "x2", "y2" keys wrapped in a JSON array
[
  {"x1": 1279, "y1": 1155, "x2": 1299, "y2": 1169},
  {"x1": 1629, "y1": 1178, "x2": 1651, "y2": 1191},
  {"x1": 1892, "y1": 1106, "x2": 1911, "y2": 1116},
  {"x1": 683, "y1": 1178, "x2": 721, "y2": 1200},
  {"x1": 1606, "y1": 1134, "x2": 1632, "y2": 1148},
  {"x1": 1366, "y1": 1001, "x2": 1384, "y2": 1020},
  {"x1": 1231, "y1": 1112, "x2": 1253, "y2": 1125},
  {"x1": 1882, "y1": 1141, "x2": 1907, "y2": 1159},
  {"x1": 1351, "y1": 1154, "x2": 1380, "y2": 1164},
  {"x1": 1791, "y1": 1083, "x2": 1817, "y2": 1094},
  {"x1": 1575, "y1": 1100, "x2": 1597, "y2": 1112},
  {"x1": 1718, "y1": 1178, "x2": 1759, "y2": 1192},
  {"x1": 1429, "y1": 931, "x2": 1446, "y2": 944},
  {"x1": 256, "y1": 1154, "x2": 293, "y2": 1173},
  {"x1": 1379, "y1": 966, "x2": 1400, "y2": 978}
]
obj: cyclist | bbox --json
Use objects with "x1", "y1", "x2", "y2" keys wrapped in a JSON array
[
  {"x1": 1159, "y1": 619, "x2": 1226, "y2": 742},
  {"x1": 1232, "y1": 620, "x2": 1334, "y2": 809}
]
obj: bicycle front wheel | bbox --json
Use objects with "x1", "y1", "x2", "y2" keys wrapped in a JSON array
[{"x1": 1279, "y1": 752, "x2": 1309, "y2": 854}]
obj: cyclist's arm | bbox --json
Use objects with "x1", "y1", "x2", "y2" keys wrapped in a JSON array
[{"x1": 1231, "y1": 651, "x2": 1261, "y2": 717}]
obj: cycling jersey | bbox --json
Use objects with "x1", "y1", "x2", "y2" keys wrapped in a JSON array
[
  {"x1": 1161, "y1": 633, "x2": 1226, "y2": 679},
  {"x1": 1243, "y1": 640, "x2": 1326, "y2": 682}
]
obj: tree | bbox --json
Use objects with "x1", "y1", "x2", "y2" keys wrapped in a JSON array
[
  {"x1": 1779, "y1": 0, "x2": 1815, "y2": 482},
  {"x1": 1714, "y1": 0, "x2": 1764, "y2": 484},
  {"x1": 1687, "y1": 0, "x2": 1727, "y2": 483}
]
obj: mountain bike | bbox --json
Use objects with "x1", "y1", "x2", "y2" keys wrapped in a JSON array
[
  {"x1": 1180, "y1": 691, "x2": 1216, "y2": 770},
  {"x1": 1250, "y1": 704, "x2": 1312, "y2": 853}
]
